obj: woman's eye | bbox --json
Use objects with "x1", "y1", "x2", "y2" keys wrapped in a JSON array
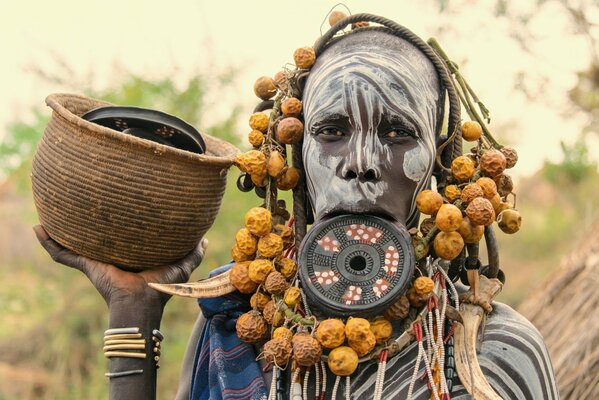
[
  {"x1": 382, "y1": 129, "x2": 413, "y2": 140},
  {"x1": 318, "y1": 127, "x2": 345, "y2": 137}
]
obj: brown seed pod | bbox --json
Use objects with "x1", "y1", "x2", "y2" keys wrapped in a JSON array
[
  {"x1": 273, "y1": 326, "x2": 293, "y2": 341},
  {"x1": 248, "y1": 259, "x2": 273, "y2": 284},
  {"x1": 351, "y1": 21, "x2": 370, "y2": 29},
  {"x1": 274, "y1": 224, "x2": 294, "y2": 249},
  {"x1": 451, "y1": 156, "x2": 476, "y2": 182},
  {"x1": 433, "y1": 231, "x2": 465, "y2": 260},
  {"x1": 236, "y1": 311, "x2": 267, "y2": 343},
  {"x1": 263, "y1": 337, "x2": 292, "y2": 367},
  {"x1": 416, "y1": 190, "x2": 443, "y2": 215},
  {"x1": 500, "y1": 147, "x2": 518, "y2": 169},
  {"x1": 251, "y1": 171, "x2": 267, "y2": 188},
  {"x1": 264, "y1": 271, "x2": 288, "y2": 295},
  {"x1": 316, "y1": 319, "x2": 346, "y2": 349},
  {"x1": 253, "y1": 76, "x2": 277, "y2": 100},
  {"x1": 273, "y1": 71, "x2": 288, "y2": 92},
  {"x1": 489, "y1": 193, "x2": 502, "y2": 211},
  {"x1": 460, "y1": 183, "x2": 484, "y2": 204},
  {"x1": 348, "y1": 332, "x2": 376, "y2": 357},
  {"x1": 413, "y1": 236, "x2": 430, "y2": 260},
  {"x1": 476, "y1": 177, "x2": 498, "y2": 199},
  {"x1": 292, "y1": 334, "x2": 322, "y2": 367},
  {"x1": 272, "y1": 309, "x2": 285, "y2": 327},
  {"x1": 407, "y1": 287, "x2": 430, "y2": 308},
  {"x1": 465, "y1": 197, "x2": 496, "y2": 226},
  {"x1": 419, "y1": 217, "x2": 436, "y2": 236},
  {"x1": 262, "y1": 300, "x2": 276, "y2": 325},
  {"x1": 328, "y1": 10, "x2": 347, "y2": 26},
  {"x1": 258, "y1": 233, "x2": 284, "y2": 259},
  {"x1": 245, "y1": 207, "x2": 272, "y2": 237},
  {"x1": 497, "y1": 209, "x2": 522, "y2": 234},
  {"x1": 231, "y1": 244, "x2": 254, "y2": 263},
  {"x1": 494, "y1": 174, "x2": 514, "y2": 197},
  {"x1": 267, "y1": 151, "x2": 286, "y2": 178},
  {"x1": 444, "y1": 185, "x2": 461, "y2": 203},
  {"x1": 283, "y1": 287, "x2": 302, "y2": 307},
  {"x1": 277, "y1": 167, "x2": 300, "y2": 191},
  {"x1": 248, "y1": 130, "x2": 264, "y2": 147},
  {"x1": 236, "y1": 150, "x2": 267, "y2": 177},
  {"x1": 345, "y1": 317, "x2": 371, "y2": 342},
  {"x1": 480, "y1": 150, "x2": 507, "y2": 177},
  {"x1": 414, "y1": 276, "x2": 435, "y2": 296},
  {"x1": 457, "y1": 216, "x2": 484, "y2": 244},
  {"x1": 495, "y1": 201, "x2": 514, "y2": 215},
  {"x1": 276, "y1": 117, "x2": 304, "y2": 145},
  {"x1": 235, "y1": 228, "x2": 258, "y2": 256},
  {"x1": 281, "y1": 97, "x2": 302, "y2": 118},
  {"x1": 276, "y1": 257, "x2": 298, "y2": 279},
  {"x1": 249, "y1": 112, "x2": 270, "y2": 133},
  {"x1": 293, "y1": 47, "x2": 316, "y2": 69},
  {"x1": 327, "y1": 346, "x2": 359, "y2": 376},
  {"x1": 250, "y1": 291, "x2": 271, "y2": 311},
  {"x1": 229, "y1": 262, "x2": 258, "y2": 294},
  {"x1": 462, "y1": 121, "x2": 482, "y2": 142},
  {"x1": 369, "y1": 318, "x2": 393, "y2": 345},
  {"x1": 435, "y1": 204, "x2": 463, "y2": 232},
  {"x1": 384, "y1": 295, "x2": 410, "y2": 321}
]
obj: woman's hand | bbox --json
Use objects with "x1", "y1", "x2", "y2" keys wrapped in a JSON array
[{"x1": 33, "y1": 224, "x2": 207, "y2": 309}]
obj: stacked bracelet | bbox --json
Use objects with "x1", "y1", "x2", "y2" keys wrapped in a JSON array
[
  {"x1": 103, "y1": 327, "x2": 164, "y2": 378},
  {"x1": 151, "y1": 329, "x2": 163, "y2": 368}
]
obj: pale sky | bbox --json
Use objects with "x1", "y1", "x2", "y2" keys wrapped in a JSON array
[{"x1": 1, "y1": 0, "x2": 597, "y2": 178}]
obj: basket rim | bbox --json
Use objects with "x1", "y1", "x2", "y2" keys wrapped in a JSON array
[{"x1": 45, "y1": 93, "x2": 240, "y2": 167}]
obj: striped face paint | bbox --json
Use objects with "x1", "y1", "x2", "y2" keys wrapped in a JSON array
[{"x1": 302, "y1": 32, "x2": 441, "y2": 224}]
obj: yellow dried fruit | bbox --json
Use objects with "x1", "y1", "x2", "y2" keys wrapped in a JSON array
[
  {"x1": 465, "y1": 197, "x2": 496, "y2": 226},
  {"x1": 433, "y1": 231, "x2": 465, "y2": 260},
  {"x1": 495, "y1": 201, "x2": 514, "y2": 215},
  {"x1": 416, "y1": 190, "x2": 443, "y2": 215},
  {"x1": 462, "y1": 121, "x2": 482, "y2": 142},
  {"x1": 236, "y1": 150, "x2": 267, "y2": 176},
  {"x1": 276, "y1": 117, "x2": 304, "y2": 145},
  {"x1": 444, "y1": 185, "x2": 461, "y2": 203},
  {"x1": 274, "y1": 224, "x2": 294, "y2": 249},
  {"x1": 328, "y1": 10, "x2": 347, "y2": 27},
  {"x1": 494, "y1": 174, "x2": 514, "y2": 197},
  {"x1": 460, "y1": 183, "x2": 484, "y2": 204},
  {"x1": 245, "y1": 207, "x2": 272, "y2": 237},
  {"x1": 264, "y1": 271, "x2": 288, "y2": 295},
  {"x1": 263, "y1": 337, "x2": 292, "y2": 366},
  {"x1": 281, "y1": 97, "x2": 302, "y2": 118},
  {"x1": 369, "y1": 318, "x2": 393, "y2": 345},
  {"x1": 267, "y1": 150, "x2": 286, "y2": 178},
  {"x1": 292, "y1": 334, "x2": 322, "y2": 367},
  {"x1": 293, "y1": 47, "x2": 316, "y2": 69},
  {"x1": 229, "y1": 262, "x2": 258, "y2": 294},
  {"x1": 407, "y1": 287, "x2": 429, "y2": 308},
  {"x1": 328, "y1": 346, "x2": 359, "y2": 376},
  {"x1": 348, "y1": 332, "x2": 376, "y2": 357},
  {"x1": 251, "y1": 171, "x2": 267, "y2": 188},
  {"x1": 476, "y1": 177, "x2": 498, "y2": 199},
  {"x1": 262, "y1": 300, "x2": 276, "y2": 324},
  {"x1": 249, "y1": 112, "x2": 270, "y2": 133},
  {"x1": 384, "y1": 295, "x2": 410, "y2": 321},
  {"x1": 248, "y1": 259, "x2": 273, "y2": 284},
  {"x1": 250, "y1": 291, "x2": 270, "y2": 311},
  {"x1": 277, "y1": 257, "x2": 298, "y2": 279},
  {"x1": 316, "y1": 319, "x2": 346, "y2": 349},
  {"x1": 451, "y1": 156, "x2": 476, "y2": 182},
  {"x1": 272, "y1": 310, "x2": 285, "y2": 327},
  {"x1": 231, "y1": 244, "x2": 253, "y2": 263},
  {"x1": 500, "y1": 147, "x2": 518, "y2": 169},
  {"x1": 253, "y1": 76, "x2": 277, "y2": 100},
  {"x1": 283, "y1": 287, "x2": 302, "y2": 307},
  {"x1": 414, "y1": 276, "x2": 435, "y2": 296},
  {"x1": 235, "y1": 228, "x2": 258, "y2": 256},
  {"x1": 435, "y1": 204, "x2": 463, "y2": 232},
  {"x1": 497, "y1": 209, "x2": 522, "y2": 234},
  {"x1": 457, "y1": 216, "x2": 484, "y2": 244},
  {"x1": 273, "y1": 326, "x2": 293, "y2": 341},
  {"x1": 345, "y1": 317, "x2": 371, "y2": 342},
  {"x1": 236, "y1": 311, "x2": 267, "y2": 343},
  {"x1": 489, "y1": 193, "x2": 502, "y2": 211},
  {"x1": 248, "y1": 130, "x2": 264, "y2": 147},
  {"x1": 258, "y1": 233, "x2": 284, "y2": 258},
  {"x1": 273, "y1": 71, "x2": 288, "y2": 92},
  {"x1": 480, "y1": 150, "x2": 507, "y2": 177},
  {"x1": 277, "y1": 167, "x2": 300, "y2": 191}
]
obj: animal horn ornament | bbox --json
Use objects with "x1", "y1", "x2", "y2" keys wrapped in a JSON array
[{"x1": 148, "y1": 270, "x2": 236, "y2": 298}]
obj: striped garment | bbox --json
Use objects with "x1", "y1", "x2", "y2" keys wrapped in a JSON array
[{"x1": 190, "y1": 266, "x2": 558, "y2": 399}]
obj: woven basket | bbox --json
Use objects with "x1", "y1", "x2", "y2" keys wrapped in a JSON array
[{"x1": 31, "y1": 93, "x2": 239, "y2": 270}]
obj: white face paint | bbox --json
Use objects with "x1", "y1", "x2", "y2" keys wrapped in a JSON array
[{"x1": 302, "y1": 32, "x2": 441, "y2": 224}]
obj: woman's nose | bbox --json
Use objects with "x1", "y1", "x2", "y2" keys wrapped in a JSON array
[{"x1": 340, "y1": 156, "x2": 381, "y2": 182}]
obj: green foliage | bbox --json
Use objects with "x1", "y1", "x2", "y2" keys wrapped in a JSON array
[{"x1": 542, "y1": 136, "x2": 598, "y2": 184}]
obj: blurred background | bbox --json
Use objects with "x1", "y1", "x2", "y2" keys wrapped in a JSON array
[{"x1": 0, "y1": 0, "x2": 597, "y2": 398}]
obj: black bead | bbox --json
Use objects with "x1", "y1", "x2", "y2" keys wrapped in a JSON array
[
  {"x1": 446, "y1": 369, "x2": 455, "y2": 379},
  {"x1": 446, "y1": 357, "x2": 455, "y2": 369}
]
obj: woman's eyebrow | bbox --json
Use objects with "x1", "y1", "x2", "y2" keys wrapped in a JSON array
[
  {"x1": 381, "y1": 113, "x2": 420, "y2": 136},
  {"x1": 311, "y1": 111, "x2": 349, "y2": 124}
]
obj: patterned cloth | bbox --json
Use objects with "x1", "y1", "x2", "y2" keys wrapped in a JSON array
[{"x1": 190, "y1": 264, "x2": 268, "y2": 400}]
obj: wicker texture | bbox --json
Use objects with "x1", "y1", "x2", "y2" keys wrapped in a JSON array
[{"x1": 32, "y1": 93, "x2": 239, "y2": 270}]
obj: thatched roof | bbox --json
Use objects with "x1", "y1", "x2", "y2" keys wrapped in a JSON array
[{"x1": 519, "y1": 218, "x2": 599, "y2": 399}]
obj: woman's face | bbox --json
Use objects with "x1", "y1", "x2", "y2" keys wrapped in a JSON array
[{"x1": 302, "y1": 33, "x2": 442, "y2": 224}]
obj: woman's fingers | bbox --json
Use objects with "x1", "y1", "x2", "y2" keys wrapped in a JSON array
[{"x1": 33, "y1": 225, "x2": 85, "y2": 271}]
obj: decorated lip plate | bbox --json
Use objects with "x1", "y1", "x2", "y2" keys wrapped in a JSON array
[{"x1": 298, "y1": 214, "x2": 415, "y2": 318}]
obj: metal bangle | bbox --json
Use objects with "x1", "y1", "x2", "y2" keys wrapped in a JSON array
[
  {"x1": 104, "y1": 351, "x2": 146, "y2": 359},
  {"x1": 104, "y1": 327, "x2": 140, "y2": 336},
  {"x1": 104, "y1": 333, "x2": 143, "y2": 341},
  {"x1": 105, "y1": 369, "x2": 144, "y2": 378}
]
